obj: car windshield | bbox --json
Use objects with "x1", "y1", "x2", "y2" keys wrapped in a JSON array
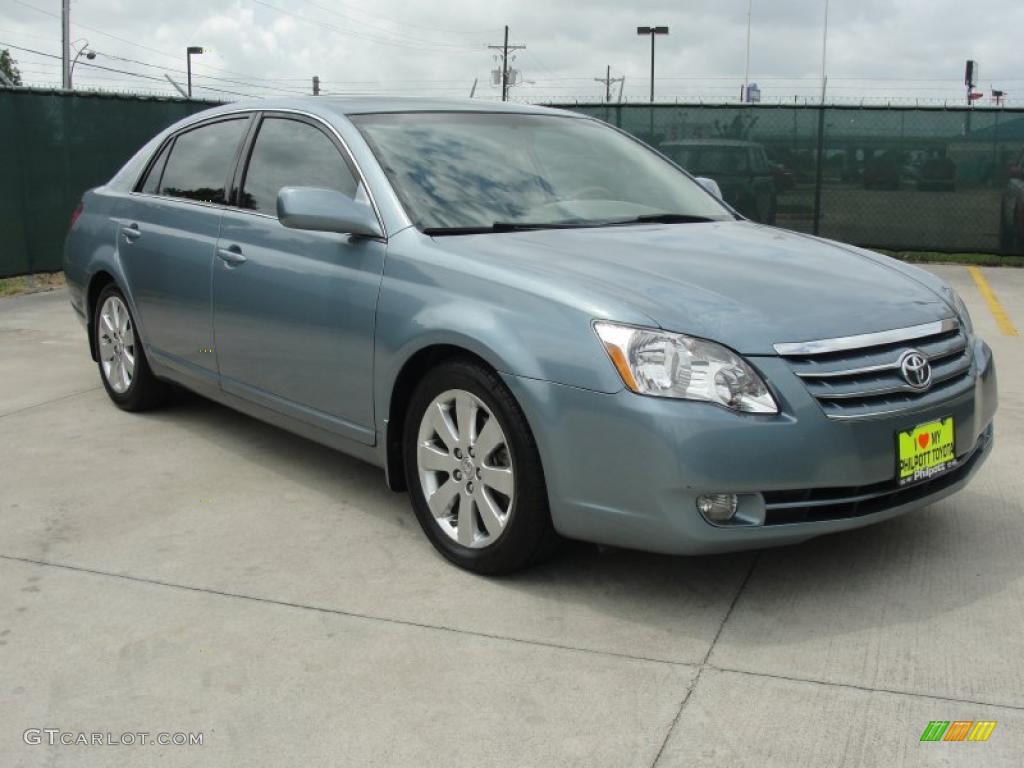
[
  {"x1": 668, "y1": 146, "x2": 750, "y2": 175},
  {"x1": 351, "y1": 112, "x2": 732, "y2": 232}
]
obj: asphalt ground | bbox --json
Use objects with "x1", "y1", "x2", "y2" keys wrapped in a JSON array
[{"x1": 1, "y1": 264, "x2": 1021, "y2": 767}]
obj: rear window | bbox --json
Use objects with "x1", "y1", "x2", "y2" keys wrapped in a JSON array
[{"x1": 158, "y1": 119, "x2": 248, "y2": 204}]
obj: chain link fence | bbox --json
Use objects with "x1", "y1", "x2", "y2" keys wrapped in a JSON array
[
  {"x1": 3, "y1": 91, "x2": 1024, "y2": 279},
  {"x1": 557, "y1": 103, "x2": 1024, "y2": 255}
]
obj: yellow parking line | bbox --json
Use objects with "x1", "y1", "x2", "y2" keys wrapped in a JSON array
[{"x1": 968, "y1": 266, "x2": 1019, "y2": 336}]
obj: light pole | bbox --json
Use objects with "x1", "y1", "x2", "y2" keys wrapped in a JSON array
[
  {"x1": 636, "y1": 26, "x2": 669, "y2": 103},
  {"x1": 69, "y1": 40, "x2": 95, "y2": 89},
  {"x1": 186, "y1": 46, "x2": 204, "y2": 98}
]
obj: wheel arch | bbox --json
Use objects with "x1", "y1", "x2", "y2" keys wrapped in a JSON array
[
  {"x1": 384, "y1": 343, "x2": 506, "y2": 492},
  {"x1": 85, "y1": 270, "x2": 118, "y2": 361}
]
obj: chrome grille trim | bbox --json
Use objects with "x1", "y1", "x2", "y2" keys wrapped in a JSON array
[
  {"x1": 794, "y1": 338, "x2": 968, "y2": 379},
  {"x1": 776, "y1": 318, "x2": 973, "y2": 420},
  {"x1": 773, "y1": 318, "x2": 958, "y2": 356}
]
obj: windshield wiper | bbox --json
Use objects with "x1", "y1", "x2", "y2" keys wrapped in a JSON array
[
  {"x1": 613, "y1": 213, "x2": 720, "y2": 225},
  {"x1": 422, "y1": 214, "x2": 722, "y2": 236},
  {"x1": 423, "y1": 220, "x2": 609, "y2": 236}
]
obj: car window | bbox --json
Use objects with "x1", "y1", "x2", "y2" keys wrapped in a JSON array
[
  {"x1": 240, "y1": 118, "x2": 358, "y2": 215},
  {"x1": 158, "y1": 118, "x2": 248, "y2": 204},
  {"x1": 140, "y1": 141, "x2": 171, "y2": 194}
]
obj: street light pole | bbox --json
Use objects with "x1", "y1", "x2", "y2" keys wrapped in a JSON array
[
  {"x1": 186, "y1": 46, "x2": 204, "y2": 98},
  {"x1": 636, "y1": 26, "x2": 669, "y2": 103},
  {"x1": 69, "y1": 40, "x2": 95, "y2": 90}
]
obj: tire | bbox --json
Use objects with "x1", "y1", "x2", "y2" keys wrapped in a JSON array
[
  {"x1": 93, "y1": 284, "x2": 169, "y2": 411},
  {"x1": 403, "y1": 359, "x2": 558, "y2": 574}
]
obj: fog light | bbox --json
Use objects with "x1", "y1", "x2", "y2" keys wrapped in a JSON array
[{"x1": 697, "y1": 493, "x2": 739, "y2": 523}]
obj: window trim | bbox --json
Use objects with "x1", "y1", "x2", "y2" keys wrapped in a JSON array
[
  {"x1": 130, "y1": 108, "x2": 388, "y2": 237},
  {"x1": 235, "y1": 111, "x2": 363, "y2": 219},
  {"x1": 133, "y1": 114, "x2": 253, "y2": 205}
]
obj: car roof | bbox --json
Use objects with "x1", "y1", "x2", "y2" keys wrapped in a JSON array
[{"x1": 191, "y1": 96, "x2": 581, "y2": 121}]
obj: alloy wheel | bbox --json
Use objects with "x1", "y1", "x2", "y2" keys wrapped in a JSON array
[
  {"x1": 416, "y1": 388, "x2": 515, "y2": 548},
  {"x1": 98, "y1": 295, "x2": 136, "y2": 394}
]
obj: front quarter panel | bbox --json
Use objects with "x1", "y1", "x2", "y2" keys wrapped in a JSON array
[{"x1": 373, "y1": 229, "x2": 648, "y2": 432}]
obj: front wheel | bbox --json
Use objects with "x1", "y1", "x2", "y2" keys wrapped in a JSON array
[
  {"x1": 403, "y1": 360, "x2": 558, "y2": 574},
  {"x1": 93, "y1": 285, "x2": 168, "y2": 411}
]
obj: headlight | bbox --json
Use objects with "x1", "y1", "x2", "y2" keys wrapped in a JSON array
[
  {"x1": 948, "y1": 289, "x2": 974, "y2": 338},
  {"x1": 593, "y1": 321, "x2": 778, "y2": 413}
]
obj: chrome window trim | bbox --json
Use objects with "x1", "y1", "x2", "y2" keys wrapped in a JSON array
[
  {"x1": 773, "y1": 318, "x2": 959, "y2": 357},
  {"x1": 128, "y1": 107, "x2": 389, "y2": 238}
]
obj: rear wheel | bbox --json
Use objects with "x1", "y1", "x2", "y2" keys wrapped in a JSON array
[
  {"x1": 93, "y1": 285, "x2": 168, "y2": 411},
  {"x1": 403, "y1": 359, "x2": 557, "y2": 574}
]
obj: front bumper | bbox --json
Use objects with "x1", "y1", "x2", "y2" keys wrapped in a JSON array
[{"x1": 502, "y1": 338, "x2": 997, "y2": 555}]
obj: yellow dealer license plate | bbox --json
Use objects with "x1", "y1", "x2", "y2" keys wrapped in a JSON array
[{"x1": 897, "y1": 417, "x2": 957, "y2": 487}]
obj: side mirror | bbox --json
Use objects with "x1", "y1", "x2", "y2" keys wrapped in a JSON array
[
  {"x1": 696, "y1": 176, "x2": 723, "y2": 199},
  {"x1": 277, "y1": 186, "x2": 382, "y2": 238}
]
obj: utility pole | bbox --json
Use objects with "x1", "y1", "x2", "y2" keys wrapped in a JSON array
[
  {"x1": 636, "y1": 26, "x2": 669, "y2": 103},
  {"x1": 61, "y1": 0, "x2": 70, "y2": 89},
  {"x1": 312, "y1": 75, "x2": 320, "y2": 95},
  {"x1": 594, "y1": 65, "x2": 624, "y2": 103},
  {"x1": 487, "y1": 25, "x2": 525, "y2": 102}
]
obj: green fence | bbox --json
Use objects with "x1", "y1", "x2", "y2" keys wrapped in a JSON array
[
  {"x1": 557, "y1": 103, "x2": 1024, "y2": 255},
  {"x1": 3, "y1": 91, "x2": 1024, "y2": 278},
  {"x1": 0, "y1": 89, "x2": 214, "y2": 278}
]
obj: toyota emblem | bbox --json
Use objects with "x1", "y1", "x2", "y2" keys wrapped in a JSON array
[{"x1": 898, "y1": 349, "x2": 932, "y2": 389}]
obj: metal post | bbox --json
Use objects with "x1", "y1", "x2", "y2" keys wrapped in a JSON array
[
  {"x1": 812, "y1": 105, "x2": 826, "y2": 235},
  {"x1": 606, "y1": 65, "x2": 611, "y2": 102},
  {"x1": 312, "y1": 75, "x2": 320, "y2": 95},
  {"x1": 820, "y1": 0, "x2": 830, "y2": 103},
  {"x1": 502, "y1": 25, "x2": 509, "y2": 102},
  {"x1": 61, "y1": 0, "x2": 70, "y2": 89},
  {"x1": 186, "y1": 47, "x2": 203, "y2": 99},
  {"x1": 649, "y1": 33, "x2": 656, "y2": 102},
  {"x1": 743, "y1": 0, "x2": 752, "y2": 102}
]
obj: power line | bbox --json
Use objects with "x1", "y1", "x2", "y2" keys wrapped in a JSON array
[{"x1": 0, "y1": 40, "x2": 262, "y2": 98}]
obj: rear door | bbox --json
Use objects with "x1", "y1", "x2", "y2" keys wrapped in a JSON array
[
  {"x1": 119, "y1": 116, "x2": 251, "y2": 383},
  {"x1": 212, "y1": 113, "x2": 386, "y2": 444}
]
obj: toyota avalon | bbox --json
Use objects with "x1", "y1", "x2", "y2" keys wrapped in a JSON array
[{"x1": 63, "y1": 98, "x2": 997, "y2": 573}]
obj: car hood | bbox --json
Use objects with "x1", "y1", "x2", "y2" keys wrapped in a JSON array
[{"x1": 435, "y1": 221, "x2": 954, "y2": 355}]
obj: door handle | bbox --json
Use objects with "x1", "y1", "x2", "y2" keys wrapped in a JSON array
[
  {"x1": 122, "y1": 223, "x2": 141, "y2": 242},
  {"x1": 216, "y1": 245, "x2": 247, "y2": 266}
]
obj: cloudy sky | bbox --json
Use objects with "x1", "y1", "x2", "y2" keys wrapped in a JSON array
[{"x1": 2, "y1": 0, "x2": 1022, "y2": 105}]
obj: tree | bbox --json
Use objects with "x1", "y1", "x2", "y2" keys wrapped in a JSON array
[{"x1": 1, "y1": 49, "x2": 22, "y2": 86}]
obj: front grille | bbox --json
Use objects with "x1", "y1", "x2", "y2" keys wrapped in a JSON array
[
  {"x1": 776, "y1": 319, "x2": 973, "y2": 420},
  {"x1": 762, "y1": 427, "x2": 989, "y2": 525}
]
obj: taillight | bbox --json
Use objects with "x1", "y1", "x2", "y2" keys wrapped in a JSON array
[{"x1": 70, "y1": 201, "x2": 84, "y2": 230}]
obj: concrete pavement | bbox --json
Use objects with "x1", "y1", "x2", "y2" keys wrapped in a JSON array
[{"x1": 1, "y1": 265, "x2": 1022, "y2": 766}]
